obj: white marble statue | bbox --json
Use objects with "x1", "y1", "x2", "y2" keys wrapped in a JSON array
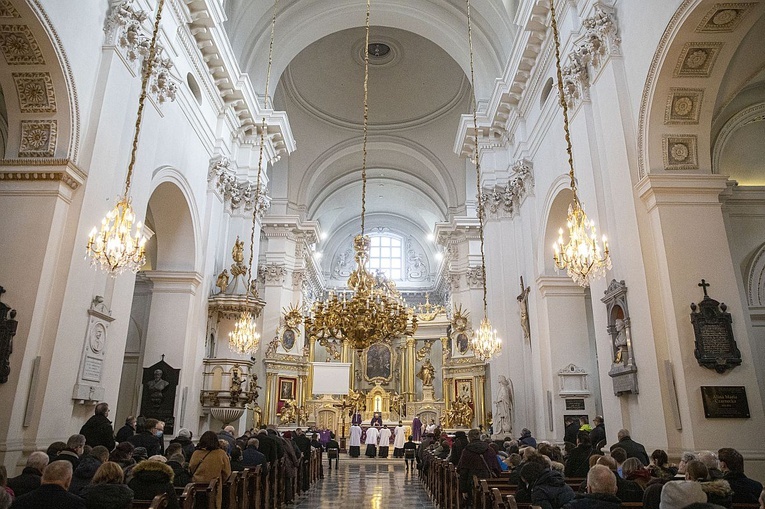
[{"x1": 494, "y1": 375, "x2": 514, "y2": 435}]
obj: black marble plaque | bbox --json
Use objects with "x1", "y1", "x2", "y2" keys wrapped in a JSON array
[
  {"x1": 691, "y1": 281, "x2": 741, "y2": 373},
  {"x1": 701, "y1": 386, "x2": 750, "y2": 418},
  {"x1": 565, "y1": 399, "x2": 585, "y2": 411},
  {"x1": 140, "y1": 358, "x2": 180, "y2": 434}
]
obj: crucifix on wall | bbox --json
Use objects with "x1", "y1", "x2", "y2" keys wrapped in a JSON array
[{"x1": 517, "y1": 276, "x2": 531, "y2": 345}]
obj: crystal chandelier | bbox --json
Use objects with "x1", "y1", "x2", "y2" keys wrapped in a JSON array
[
  {"x1": 304, "y1": 0, "x2": 417, "y2": 352},
  {"x1": 226, "y1": 0, "x2": 281, "y2": 355},
  {"x1": 466, "y1": 0, "x2": 502, "y2": 361},
  {"x1": 229, "y1": 311, "x2": 261, "y2": 355},
  {"x1": 549, "y1": 0, "x2": 611, "y2": 288},
  {"x1": 86, "y1": 0, "x2": 166, "y2": 275}
]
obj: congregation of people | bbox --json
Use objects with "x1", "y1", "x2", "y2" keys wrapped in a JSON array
[
  {"x1": 0, "y1": 402, "x2": 323, "y2": 509},
  {"x1": 415, "y1": 414, "x2": 765, "y2": 509}
]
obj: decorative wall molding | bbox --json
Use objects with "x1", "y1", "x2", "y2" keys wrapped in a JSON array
[
  {"x1": 0, "y1": 23, "x2": 45, "y2": 65},
  {"x1": 662, "y1": 133, "x2": 698, "y2": 170},
  {"x1": 207, "y1": 157, "x2": 271, "y2": 216},
  {"x1": 259, "y1": 264, "x2": 287, "y2": 285},
  {"x1": 12, "y1": 72, "x2": 56, "y2": 113},
  {"x1": 482, "y1": 158, "x2": 534, "y2": 219},
  {"x1": 466, "y1": 266, "x2": 484, "y2": 288},
  {"x1": 18, "y1": 120, "x2": 57, "y2": 157}
]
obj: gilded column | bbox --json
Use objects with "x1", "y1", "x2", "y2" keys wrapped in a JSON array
[
  {"x1": 440, "y1": 337, "x2": 449, "y2": 409},
  {"x1": 306, "y1": 338, "x2": 315, "y2": 399},
  {"x1": 399, "y1": 345, "x2": 407, "y2": 407},
  {"x1": 298, "y1": 375, "x2": 308, "y2": 406},
  {"x1": 475, "y1": 375, "x2": 486, "y2": 429},
  {"x1": 265, "y1": 372, "x2": 275, "y2": 424},
  {"x1": 406, "y1": 337, "x2": 416, "y2": 402}
]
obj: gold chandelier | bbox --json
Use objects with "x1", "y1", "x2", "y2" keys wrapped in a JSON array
[
  {"x1": 549, "y1": 0, "x2": 611, "y2": 288},
  {"x1": 228, "y1": 0, "x2": 280, "y2": 354},
  {"x1": 86, "y1": 0, "x2": 167, "y2": 275},
  {"x1": 304, "y1": 0, "x2": 417, "y2": 352},
  {"x1": 466, "y1": 0, "x2": 502, "y2": 361}
]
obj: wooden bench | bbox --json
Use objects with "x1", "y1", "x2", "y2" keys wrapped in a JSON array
[{"x1": 132, "y1": 493, "x2": 170, "y2": 509}]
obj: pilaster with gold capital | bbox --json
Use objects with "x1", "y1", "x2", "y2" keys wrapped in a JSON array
[
  {"x1": 441, "y1": 337, "x2": 450, "y2": 411},
  {"x1": 306, "y1": 339, "x2": 316, "y2": 399},
  {"x1": 475, "y1": 375, "x2": 486, "y2": 429},
  {"x1": 298, "y1": 375, "x2": 308, "y2": 407},
  {"x1": 405, "y1": 337, "x2": 416, "y2": 402},
  {"x1": 265, "y1": 373, "x2": 275, "y2": 424}
]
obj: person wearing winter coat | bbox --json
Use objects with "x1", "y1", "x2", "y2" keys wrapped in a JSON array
[
  {"x1": 562, "y1": 465, "x2": 622, "y2": 509},
  {"x1": 519, "y1": 428, "x2": 537, "y2": 448},
  {"x1": 127, "y1": 457, "x2": 179, "y2": 509},
  {"x1": 608, "y1": 429, "x2": 649, "y2": 465},
  {"x1": 168, "y1": 429, "x2": 195, "y2": 462},
  {"x1": 686, "y1": 459, "x2": 733, "y2": 508},
  {"x1": 521, "y1": 461, "x2": 576, "y2": 509},
  {"x1": 115, "y1": 417, "x2": 136, "y2": 444},
  {"x1": 79, "y1": 403, "x2": 116, "y2": 451},
  {"x1": 69, "y1": 446, "x2": 109, "y2": 496},
  {"x1": 165, "y1": 454, "x2": 191, "y2": 488},
  {"x1": 456, "y1": 429, "x2": 502, "y2": 504},
  {"x1": 7, "y1": 451, "x2": 48, "y2": 497},
  {"x1": 449, "y1": 431, "x2": 468, "y2": 466},
  {"x1": 719, "y1": 447, "x2": 764, "y2": 504},
  {"x1": 189, "y1": 431, "x2": 231, "y2": 509},
  {"x1": 80, "y1": 461, "x2": 134, "y2": 509},
  {"x1": 565, "y1": 431, "x2": 593, "y2": 479}
]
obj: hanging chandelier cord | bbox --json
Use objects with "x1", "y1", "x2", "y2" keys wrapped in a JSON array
[
  {"x1": 466, "y1": 0, "x2": 489, "y2": 321},
  {"x1": 549, "y1": 0, "x2": 578, "y2": 202},
  {"x1": 360, "y1": 0, "x2": 371, "y2": 237},
  {"x1": 123, "y1": 0, "x2": 165, "y2": 197},
  {"x1": 246, "y1": 0, "x2": 280, "y2": 300}
]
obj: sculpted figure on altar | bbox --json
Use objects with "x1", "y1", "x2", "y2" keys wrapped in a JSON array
[
  {"x1": 416, "y1": 358, "x2": 436, "y2": 387},
  {"x1": 279, "y1": 399, "x2": 297, "y2": 425}
]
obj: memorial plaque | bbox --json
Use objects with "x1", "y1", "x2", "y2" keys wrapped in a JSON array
[
  {"x1": 82, "y1": 356, "x2": 103, "y2": 382},
  {"x1": 565, "y1": 398, "x2": 585, "y2": 411},
  {"x1": 140, "y1": 357, "x2": 180, "y2": 434},
  {"x1": 691, "y1": 280, "x2": 741, "y2": 373},
  {"x1": 701, "y1": 386, "x2": 750, "y2": 418}
]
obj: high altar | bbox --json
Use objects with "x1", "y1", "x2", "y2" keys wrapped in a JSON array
[{"x1": 257, "y1": 301, "x2": 488, "y2": 438}]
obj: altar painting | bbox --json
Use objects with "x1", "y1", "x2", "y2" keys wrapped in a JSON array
[
  {"x1": 277, "y1": 376, "x2": 297, "y2": 413},
  {"x1": 455, "y1": 378, "x2": 474, "y2": 407},
  {"x1": 362, "y1": 342, "x2": 394, "y2": 383}
]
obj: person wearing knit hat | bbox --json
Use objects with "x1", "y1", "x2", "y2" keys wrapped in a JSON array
[
  {"x1": 660, "y1": 481, "x2": 707, "y2": 509},
  {"x1": 169, "y1": 428, "x2": 194, "y2": 461}
]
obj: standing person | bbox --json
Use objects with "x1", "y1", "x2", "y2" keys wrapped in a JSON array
[
  {"x1": 456, "y1": 428, "x2": 501, "y2": 505},
  {"x1": 412, "y1": 416, "x2": 422, "y2": 442},
  {"x1": 425, "y1": 419, "x2": 437, "y2": 434},
  {"x1": 168, "y1": 428, "x2": 195, "y2": 461},
  {"x1": 404, "y1": 436, "x2": 417, "y2": 471},
  {"x1": 127, "y1": 418, "x2": 161, "y2": 457},
  {"x1": 365, "y1": 424, "x2": 380, "y2": 458},
  {"x1": 217, "y1": 426, "x2": 236, "y2": 454},
  {"x1": 10, "y1": 461, "x2": 86, "y2": 509},
  {"x1": 349, "y1": 423, "x2": 362, "y2": 458},
  {"x1": 565, "y1": 431, "x2": 593, "y2": 478},
  {"x1": 378, "y1": 425, "x2": 392, "y2": 458},
  {"x1": 589, "y1": 416, "x2": 605, "y2": 451},
  {"x1": 449, "y1": 430, "x2": 468, "y2": 466},
  {"x1": 79, "y1": 403, "x2": 116, "y2": 451},
  {"x1": 189, "y1": 431, "x2": 231, "y2": 509},
  {"x1": 564, "y1": 417, "x2": 580, "y2": 445},
  {"x1": 81, "y1": 461, "x2": 134, "y2": 509},
  {"x1": 609, "y1": 429, "x2": 649, "y2": 465},
  {"x1": 115, "y1": 417, "x2": 136, "y2": 444},
  {"x1": 393, "y1": 422, "x2": 406, "y2": 458},
  {"x1": 7, "y1": 451, "x2": 48, "y2": 497}
]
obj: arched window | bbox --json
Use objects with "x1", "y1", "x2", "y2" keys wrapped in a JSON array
[{"x1": 369, "y1": 234, "x2": 403, "y2": 280}]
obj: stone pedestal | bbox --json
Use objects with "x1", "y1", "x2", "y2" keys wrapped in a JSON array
[{"x1": 422, "y1": 386, "x2": 435, "y2": 401}]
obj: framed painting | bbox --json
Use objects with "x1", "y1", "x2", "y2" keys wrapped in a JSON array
[
  {"x1": 362, "y1": 342, "x2": 395, "y2": 383},
  {"x1": 454, "y1": 378, "x2": 474, "y2": 406},
  {"x1": 282, "y1": 328, "x2": 296, "y2": 351},
  {"x1": 277, "y1": 376, "x2": 297, "y2": 413},
  {"x1": 456, "y1": 332, "x2": 469, "y2": 354}
]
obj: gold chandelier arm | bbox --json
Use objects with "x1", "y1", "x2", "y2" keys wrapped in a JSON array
[
  {"x1": 246, "y1": 0, "x2": 280, "y2": 299},
  {"x1": 123, "y1": 0, "x2": 165, "y2": 197},
  {"x1": 549, "y1": 0, "x2": 578, "y2": 201},
  {"x1": 466, "y1": 0, "x2": 489, "y2": 322},
  {"x1": 360, "y1": 0, "x2": 371, "y2": 237}
]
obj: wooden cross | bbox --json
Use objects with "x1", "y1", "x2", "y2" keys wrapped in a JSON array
[{"x1": 698, "y1": 279, "x2": 710, "y2": 297}]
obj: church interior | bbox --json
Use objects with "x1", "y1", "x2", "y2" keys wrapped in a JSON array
[{"x1": 1, "y1": 0, "x2": 765, "y2": 507}]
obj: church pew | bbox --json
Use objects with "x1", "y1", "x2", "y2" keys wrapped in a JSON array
[
  {"x1": 192, "y1": 478, "x2": 219, "y2": 509},
  {"x1": 132, "y1": 493, "x2": 169, "y2": 509},
  {"x1": 221, "y1": 471, "x2": 241, "y2": 509},
  {"x1": 179, "y1": 483, "x2": 197, "y2": 509}
]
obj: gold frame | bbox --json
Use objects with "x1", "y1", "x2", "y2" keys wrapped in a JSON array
[{"x1": 361, "y1": 342, "x2": 396, "y2": 384}]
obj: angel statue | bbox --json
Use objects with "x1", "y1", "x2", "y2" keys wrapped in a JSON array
[{"x1": 494, "y1": 375, "x2": 514, "y2": 435}]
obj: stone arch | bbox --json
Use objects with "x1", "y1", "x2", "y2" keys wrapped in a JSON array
[
  {"x1": 147, "y1": 167, "x2": 201, "y2": 272},
  {"x1": 712, "y1": 101, "x2": 765, "y2": 183},
  {"x1": 0, "y1": 0, "x2": 79, "y2": 160},
  {"x1": 746, "y1": 242, "x2": 765, "y2": 308},
  {"x1": 537, "y1": 175, "x2": 574, "y2": 276},
  {"x1": 637, "y1": 0, "x2": 765, "y2": 177}
]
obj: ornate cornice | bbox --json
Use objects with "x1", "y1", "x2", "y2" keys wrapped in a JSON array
[
  {"x1": 207, "y1": 157, "x2": 271, "y2": 216},
  {"x1": 466, "y1": 266, "x2": 484, "y2": 288},
  {"x1": 481, "y1": 158, "x2": 534, "y2": 220},
  {"x1": 0, "y1": 159, "x2": 85, "y2": 190},
  {"x1": 259, "y1": 263, "x2": 287, "y2": 285}
]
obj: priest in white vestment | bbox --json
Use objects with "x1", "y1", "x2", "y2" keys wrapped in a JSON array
[
  {"x1": 378, "y1": 425, "x2": 392, "y2": 458},
  {"x1": 393, "y1": 421, "x2": 406, "y2": 457},
  {"x1": 349, "y1": 424, "x2": 362, "y2": 458},
  {"x1": 365, "y1": 424, "x2": 380, "y2": 458}
]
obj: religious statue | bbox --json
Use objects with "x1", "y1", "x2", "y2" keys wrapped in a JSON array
[
  {"x1": 296, "y1": 404, "x2": 309, "y2": 426},
  {"x1": 232, "y1": 237, "x2": 244, "y2": 264},
  {"x1": 145, "y1": 368, "x2": 169, "y2": 408},
  {"x1": 443, "y1": 395, "x2": 473, "y2": 428},
  {"x1": 246, "y1": 373, "x2": 260, "y2": 403},
  {"x1": 494, "y1": 375, "x2": 514, "y2": 435},
  {"x1": 347, "y1": 388, "x2": 366, "y2": 413},
  {"x1": 390, "y1": 392, "x2": 404, "y2": 417},
  {"x1": 215, "y1": 269, "x2": 229, "y2": 294},
  {"x1": 279, "y1": 399, "x2": 297, "y2": 425},
  {"x1": 517, "y1": 276, "x2": 531, "y2": 343},
  {"x1": 230, "y1": 366, "x2": 244, "y2": 405},
  {"x1": 416, "y1": 358, "x2": 435, "y2": 387},
  {"x1": 613, "y1": 318, "x2": 627, "y2": 363}
]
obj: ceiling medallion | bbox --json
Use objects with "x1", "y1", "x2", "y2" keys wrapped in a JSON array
[{"x1": 368, "y1": 42, "x2": 390, "y2": 58}]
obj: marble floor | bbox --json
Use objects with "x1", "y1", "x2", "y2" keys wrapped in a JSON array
[{"x1": 293, "y1": 457, "x2": 435, "y2": 508}]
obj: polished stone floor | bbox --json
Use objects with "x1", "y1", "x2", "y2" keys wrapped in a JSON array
[{"x1": 293, "y1": 457, "x2": 435, "y2": 508}]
